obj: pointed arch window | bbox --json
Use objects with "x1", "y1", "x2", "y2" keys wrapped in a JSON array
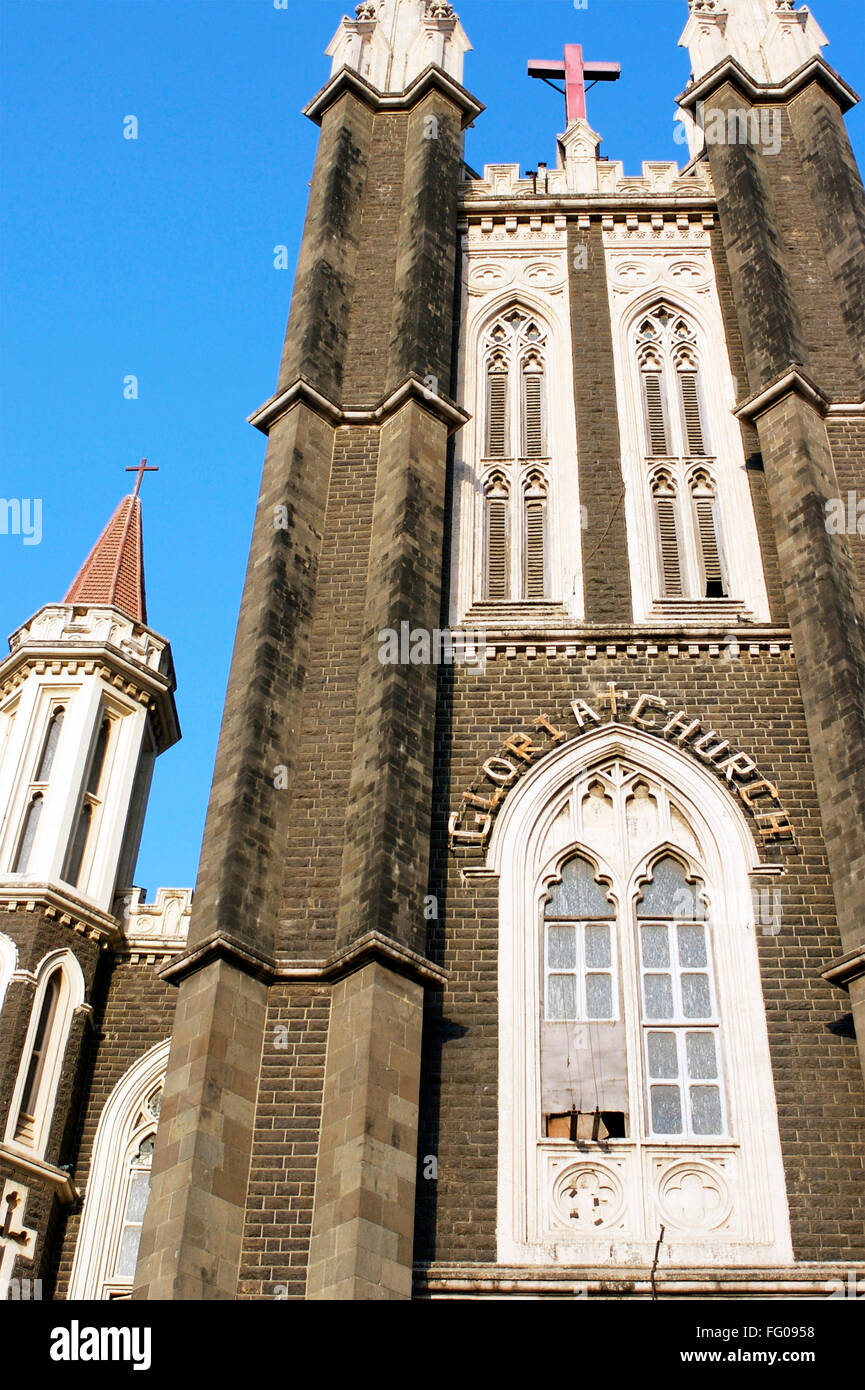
[
  {"x1": 64, "y1": 712, "x2": 113, "y2": 891},
  {"x1": 10, "y1": 705, "x2": 65, "y2": 874},
  {"x1": 68, "y1": 1042, "x2": 168, "y2": 1299},
  {"x1": 479, "y1": 309, "x2": 551, "y2": 602},
  {"x1": 495, "y1": 746, "x2": 793, "y2": 1267},
  {"x1": 635, "y1": 306, "x2": 731, "y2": 604},
  {"x1": 5, "y1": 952, "x2": 85, "y2": 1156}
]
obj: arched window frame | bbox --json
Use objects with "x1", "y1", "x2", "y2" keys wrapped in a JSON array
[
  {"x1": 63, "y1": 709, "x2": 116, "y2": 891},
  {"x1": 489, "y1": 727, "x2": 792, "y2": 1267},
  {"x1": 483, "y1": 470, "x2": 510, "y2": 601},
  {"x1": 4, "y1": 950, "x2": 85, "y2": 1158},
  {"x1": 68, "y1": 1040, "x2": 169, "y2": 1300},
  {"x1": 10, "y1": 702, "x2": 66, "y2": 875},
  {"x1": 608, "y1": 271, "x2": 771, "y2": 624}
]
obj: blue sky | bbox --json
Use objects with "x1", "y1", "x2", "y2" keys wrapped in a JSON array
[{"x1": 1, "y1": 0, "x2": 863, "y2": 897}]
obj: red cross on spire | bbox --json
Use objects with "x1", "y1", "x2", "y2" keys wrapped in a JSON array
[
  {"x1": 126, "y1": 457, "x2": 159, "y2": 498},
  {"x1": 528, "y1": 44, "x2": 620, "y2": 125}
]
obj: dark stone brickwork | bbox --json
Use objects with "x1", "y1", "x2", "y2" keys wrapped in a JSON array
[
  {"x1": 238, "y1": 986, "x2": 330, "y2": 1301},
  {"x1": 827, "y1": 417, "x2": 865, "y2": 598},
  {"x1": 417, "y1": 651, "x2": 865, "y2": 1265},
  {"x1": 568, "y1": 222, "x2": 632, "y2": 625}
]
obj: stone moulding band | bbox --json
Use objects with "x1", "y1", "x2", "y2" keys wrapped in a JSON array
[
  {"x1": 413, "y1": 1262, "x2": 865, "y2": 1298},
  {"x1": 302, "y1": 62, "x2": 484, "y2": 131},
  {"x1": 247, "y1": 373, "x2": 470, "y2": 438},
  {"x1": 0, "y1": 1142, "x2": 78, "y2": 1204},
  {"x1": 676, "y1": 54, "x2": 860, "y2": 114},
  {"x1": 820, "y1": 945, "x2": 865, "y2": 993},
  {"x1": 160, "y1": 928, "x2": 448, "y2": 990},
  {"x1": 734, "y1": 364, "x2": 831, "y2": 423}
]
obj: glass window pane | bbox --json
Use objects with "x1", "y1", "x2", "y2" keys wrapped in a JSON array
[
  {"x1": 547, "y1": 974, "x2": 576, "y2": 1021},
  {"x1": 115, "y1": 1225, "x2": 143, "y2": 1279},
  {"x1": 545, "y1": 856, "x2": 611, "y2": 918},
  {"x1": 126, "y1": 1171, "x2": 151, "y2": 1224},
  {"x1": 547, "y1": 925, "x2": 576, "y2": 970},
  {"x1": 650, "y1": 1085, "x2": 683, "y2": 1134},
  {"x1": 681, "y1": 972, "x2": 712, "y2": 1018},
  {"x1": 586, "y1": 974, "x2": 612, "y2": 1019},
  {"x1": 647, "y1": 1030, "x2": 678, "y2": 1078},
  {"x1": 585, "y1": 924, "x2": 611, "y2": 968},
  {"x1": 640, "y1": 923, "x2": 669, "y2": 968},
  {"x1": 637, "y1": 856, "x2": 700, "y2": 918},
  {"x1": 677, "y1": 923, "x2": 707, "y2": 967},
  {"x1": 35, "y1": 710, "x2": 64, "y2": 782},
  {"x1": 686, "y1": 1032, "x2": 717, "y2": 1079},
  {"x1": 643, "y1": 973, "x2": 673, "y2": 1019},
  {"x1": 690, "y1": 1085, "x2": 723, "y2": 1135}
]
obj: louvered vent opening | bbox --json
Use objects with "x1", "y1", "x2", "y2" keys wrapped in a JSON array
[
  {"x1": 522, "y1": 373, "x2": 544, "y2": 457},
  {"x1": 643, "y1": 373, "x2": 669, "y2": 455},
  {"x1": 679, "y1": 373, "x2": 706, "y2": 455},
  {"x1": 14, "y1": 1113, "x2": 36, "y2": 1144},
  {"x1": 694, "y1": 497, "x2": 726, "y2": 597},
  {"x1": 486, "y1": 499, "x2": 508, "y2": 600},
  {"x1": 486, "y1": 371, "x2": 508, "y2": 457},
  {"x1": 655, "y1": 496, "x2": 683, "y2": 596},
  {"x1": 525, "y1": 500, "x2": 545, "y2": 598}
]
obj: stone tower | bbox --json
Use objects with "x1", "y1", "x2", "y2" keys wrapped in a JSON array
[
  {"x1": 0, "y1": 483, "x2": 182, "y2": 1297},
  {"x1": 129, "y1": 0, "x2": 865, "y2": 1301}
]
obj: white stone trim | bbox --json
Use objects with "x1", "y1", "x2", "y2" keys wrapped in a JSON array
[
  {"x1": 490, "y1": 725, "x2": 792, "y2": 1268},
  {"x1": 603, "y1": 222, "x2": 771, "y2": 624},
  {"x1": 68, "y1": 1039, "x2": 169, "y2": 1300},
  {"x1": 3, "y1": 948, "x2": 86, "y2": 1160},
  {"x1": 450, "y1": 219, "x2": 584, "y2": 626}
]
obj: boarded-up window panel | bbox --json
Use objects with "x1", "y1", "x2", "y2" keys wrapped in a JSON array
[
  {"x1": 694, "y1": 497, "x2": 726, "y2": 595},
  {"x1": 487, "y1": 370, "x2": 508, "y2": 456},
  {"x1": 679, "y1": 373, "x2": 706, "y2": 455},
  {"x1": 487, "y1": 498, "x2": 508, "y2": 599},
  {"x1": 655, "y1": 496, "x2": 683, "y2": 596},
  {"x1": 525, "y1": 499, "x2": 545, "y2": 598},
  {"x1": 643, "y1": 373, "x2": 669, "y2": 456},
  {"x1": 523, "y1": 373, "x2": 544, "y2": 457}
]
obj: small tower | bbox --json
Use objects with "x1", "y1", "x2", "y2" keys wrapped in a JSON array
[{"x1": 0, "y1": 470, "x2": 178, "y2": 1289}]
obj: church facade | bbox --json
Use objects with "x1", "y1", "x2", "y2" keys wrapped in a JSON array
[{"x1": 1, "y1": 0, "x2": 864, "y2": 1301}]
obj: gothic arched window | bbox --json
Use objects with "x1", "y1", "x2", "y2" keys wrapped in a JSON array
[
  {"x1": 494, "y1": 736, "x2": 792, "y2": 1267},
  {"x1": 63, "y1": 713, "x2": 114, "y2": 891},
  {"x1": 68, "y1": 1041, "x2": 169, "y2": 1299},
  {"x1": 4, "y1": 951, "x2": 85, "y2": 1156},
  {"x1": 635, "y1": 305, "x2": 730, "y2": 603},
  {"x1": 480, "y1": 309, "x2": 550, "y2": 601},
  {"x1": 11, "y1": 704, "x2": 66, "y2": 874}
]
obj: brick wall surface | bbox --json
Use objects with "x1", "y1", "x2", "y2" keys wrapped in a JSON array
[{"x1": 416, "y1": 651, "x2": 865, "y2": 1265}]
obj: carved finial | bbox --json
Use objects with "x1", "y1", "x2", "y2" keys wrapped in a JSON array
[
  {"x1": 355, "y1": 1, "x2": 378, "y2": 19},
  {"x1": 690, "y1": 0, "x2": 720, "y2": 11},
  {"x1": 427, "y1": 0, "x2": 456, "y2": 17}
]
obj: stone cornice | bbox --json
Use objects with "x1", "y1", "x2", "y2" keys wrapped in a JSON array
[
  {"x1": 159, "y1": 929, "x2": 448, "y2": 990},
  {"x1": 734, "y1": 365, "x2": 830, "y2": 423},
  {"x1": 819, "y1": 945, "x2": 865, "y2": 993},
  {"x1": 248, "y1": 372, "x2": 469, "y2": 438},
  {"x1": 0, "y1": 1142, "x2": 79, "y2": 1203},
  {"x1": 302, "y1": 62, "x2": 484, "y2": 131},
  {"x1": 414, "y1": 1261, "x2": 865, "y2": 1298},
  {"x1": 0, "y1": 882, "x2": 119, "y2": 949},
  {"x1": 458, "y1": 196, "x2": 718, "y2": 216},
  {"x1": 677, "y1": 53, "x2": 860, "y2": 114}
]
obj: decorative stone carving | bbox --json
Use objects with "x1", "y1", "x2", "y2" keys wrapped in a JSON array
[
  {"x1": 554, "y1": 1163, "x2": 624, "y2": 1230},
  {"x1": 116, "y1": 885, "x2": 192, "y2": 953},
  {"x1": 327, "y1": 0, "x2": 471, "y2": 92},
  {"x1": 657, "y1": 1160, "x2": 733, "y2": 1231}
]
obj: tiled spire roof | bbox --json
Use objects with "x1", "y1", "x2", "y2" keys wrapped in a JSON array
[{"x1": 64, "y1": 493, "x2": 147, "y2": 623}]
